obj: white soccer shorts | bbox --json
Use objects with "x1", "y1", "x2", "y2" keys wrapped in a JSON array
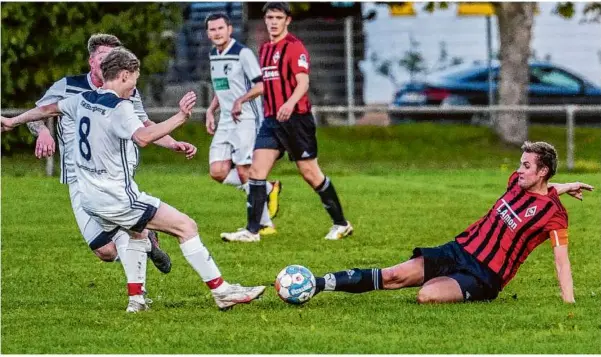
[
  {"x1": 209, "y1": 120, "x2": 258, "y2": 166},
  {"x1": 79, "y1": 179, "x2": 161, "y2": 234}
]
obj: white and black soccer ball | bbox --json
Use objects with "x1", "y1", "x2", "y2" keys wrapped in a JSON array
[{"x1": 275, "y1": 265, "x2": 316, "y2": 305}]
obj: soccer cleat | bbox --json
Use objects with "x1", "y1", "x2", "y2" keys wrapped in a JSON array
[
  {"x1": 324, "y1": 221, "x2": 354, "y2": 240},
  {"x1": 221, "y1": 229, "x2": 261, "y2": 243},
  {"x1": 147, "y1": 230, "x2": 172, "y2": 274},
  {"x1": 267, "y1": 180, "x2": 282, "y2": 219},
  {"x1": 258, "y1": 224, "x2": 277, "y2": 236},
  {"x1": 212, "y1": 284, "x2": 266, "y2": 310},
  {"x1": 125, "y1": 300, "x2": 150, "y2": 313}
]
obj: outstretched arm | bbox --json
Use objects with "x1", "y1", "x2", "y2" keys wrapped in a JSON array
[
  {"x1": 549, "y1": 182, "x2": 594, "y2": 201},
  {"x1": 1, "y1": 104, "x2": 62, "y2": 132},
  {"x1": 553, "y1": 245, "x2": 575, "y2": 303},
  {"x1": 131, "y1": 91, "x2": 196, "y2": 147},
  {"x1": 142, "y1": 119, "x2": 197, "y2": 159}
]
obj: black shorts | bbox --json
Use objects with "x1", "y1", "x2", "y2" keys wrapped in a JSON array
[
  {"x1": 254, "y1": 113, "x2": 318, "y2": 162},
  {"x1": 411, "y1": 241, "x2": 502, "y2": 302}
]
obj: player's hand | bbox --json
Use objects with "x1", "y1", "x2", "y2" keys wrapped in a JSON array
[
  {"x1": 565, "y1": 182, "x2": 594, "y2": 201},
  {"x1": 179, "y1": 91, "x2": 197, "y2": 117},
  {"x1": 231, "y1": 99, "x2": 243, "y2": 123},
  {"x1": 35, "y1": 129, "x2": 56, "y2": 159},
  {"x1": 171, "y1": 141, "x2": 197, "y2": 159},
  {"x1": 1, "y1": 116, "x2": 15, "y2": 132},
  {"x1": 205, "y1": 110, "x2": 216, "y2": 135},
  {"x1": 276, "y1": 101, "x2": 295, "y2": 122}
]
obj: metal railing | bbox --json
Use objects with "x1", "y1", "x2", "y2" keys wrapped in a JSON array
[{"x1": 3, "y1": 104, "x2": 600, "y2": 175}]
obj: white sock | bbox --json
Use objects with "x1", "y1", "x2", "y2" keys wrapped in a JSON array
[
  {"x1": 223, "y1": 169, "x2": 242, "y2": 187},
  {"x1": 179, "y1": 236, "x2": 222, "y2": 282},
  {"x1": 242, "y1": 182, "x2": 272, "y2": 227},
  {"x1": 124, "y1": 238, "x2": 150, "y2": 303},
  {"x1": 113, "y1": 230, "x2": 130, "y2": 266}
]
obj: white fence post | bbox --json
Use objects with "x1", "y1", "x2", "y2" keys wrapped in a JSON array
[
  {"x1": 344, "y1": 16, "x2": 355, "y2": 125},
  {"x1": 45, "y1": 117, "x2": 55, "y2": 177},
  {"x1": 566, "y1": 105, "x2": 576, "y2": 171}
]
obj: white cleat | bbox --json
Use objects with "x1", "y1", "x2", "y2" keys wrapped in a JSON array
[
  {"x1": 212, "y1": 284, "x2": 266, "y2": 310},
  {"x1": 125, "y1": 300, "x2": 150, "y2": 313},
  {"x1": 324, "y1": 221, "x2": 354, "y2": 240},
  {"x1": 221, "y1": 229, "x2": 261, "y2": 243}
]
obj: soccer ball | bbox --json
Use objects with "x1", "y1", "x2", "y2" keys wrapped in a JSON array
[{"x1": 275, "y1": 265, "x2": 316, "y2": 305}]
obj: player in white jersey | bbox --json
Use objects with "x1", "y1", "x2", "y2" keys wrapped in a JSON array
[
  {"x1": 204, "y1": 13, "x2": 282, "y2": 236},
  {"x1": 23, "y1": 34, "x2": 197, "y2": 276},
  {"x1": 2, "y1": 47, "x2": 266, "y2": 312}
]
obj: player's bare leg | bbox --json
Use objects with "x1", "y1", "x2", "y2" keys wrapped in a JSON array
[
  {"x1": 146, "y1": 202, "x2": 265, "y2": 309},
  {"x1": 221, "y1": 149, "x2": 280, "y2": 242},
  {"x1": 296, "y1": 158, "x2": 352, "y2": 240},
  {"x1": 416, "y1": 277, "x2": 464, "y2": 304}
]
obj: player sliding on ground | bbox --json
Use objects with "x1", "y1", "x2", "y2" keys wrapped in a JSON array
[
  {"x1": 306, "y1": 142, "x2": 592, "y2": 303},
  {"x1": 1, "y1": 47, "x2": 266, "y2": 312}
]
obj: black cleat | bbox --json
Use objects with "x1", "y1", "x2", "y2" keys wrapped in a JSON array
[{"x1": 147, "y1": 230, "x2": 172, "y2": 274}]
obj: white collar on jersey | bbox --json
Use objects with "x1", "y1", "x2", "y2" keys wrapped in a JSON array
[
  {"x1": 87, "y1": 72, "x2": 98, "y2": 90},
  {"x1": 97, "y1": 88, "x2": 120, "y2": 97},
  {"x1": 216, "y1": 38, "x2": 237, "y2": 56}
]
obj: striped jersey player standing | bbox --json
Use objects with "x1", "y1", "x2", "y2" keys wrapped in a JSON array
[
  {"x1": 221, "y1": 2, "x2": 353, "y2": 243},
  {"x1": 304, "y1": 142, "x2": 593, "y2": 304},
  {"x1": 204, "y1": 13, "x2": 281, "y2": 236}
]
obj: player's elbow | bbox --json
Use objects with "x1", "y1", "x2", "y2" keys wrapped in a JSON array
[
  {"x1": 39, "y1": 103, "x2": 60, "y2": 116},
  {"x1": 132, "y1": 130, "x2": 151, "y2": 147}
]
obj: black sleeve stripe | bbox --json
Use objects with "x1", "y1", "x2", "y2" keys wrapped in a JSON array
[{"x1": 251, "y1": 75, "x2": 263, "y2": 83}]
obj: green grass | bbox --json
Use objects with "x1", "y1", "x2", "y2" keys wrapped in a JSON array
[{"x1": 2, "y1": 123, "x2": 600, "y2": 353}]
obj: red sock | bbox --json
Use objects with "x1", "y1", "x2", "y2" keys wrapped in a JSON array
[
  {"x1": 127, "y1": 283, "x2": 144, "y2": 296},
  {"x1": 206, "y1": 277, "x2": 224, "y2": 290}
]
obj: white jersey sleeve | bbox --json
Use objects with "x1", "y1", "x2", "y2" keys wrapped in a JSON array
[
  {"x1": 111, "y1": 101, "x2": 145, "y2": 140},
  {"x1": 36, "y1": 78, "x2": 67, "y2": 107},
  {"x1": 239, "y1": 48, "x2": 263, "y2": 83},
  {"x1": 57, "y1": 94, "x2": 82, "y2": 120},
  {"x1": 131, "y1": 89, "x2": 150, "y2": 123}
]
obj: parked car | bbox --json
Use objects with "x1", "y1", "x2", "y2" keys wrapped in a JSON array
[{"x1": 389, "y1": 61, "x2": 601, "y2": 124}]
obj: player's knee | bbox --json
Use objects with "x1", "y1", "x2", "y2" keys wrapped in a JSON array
[
  {"x1": 416, "y1": 288, "x2": 437, "y2": 304},
  {"x1": 179, "y1": 215, "x2": 198, "y2": 238},
  {"x1": 209, "y1": 168, "x2": 228, "y2": 183},
  {"x1": 94, "y1": 243, "x2": 118, "y2": 262},
  {"x1": 300, "y1": 169, "x2": 322, "y2": 188},
  {"x1": 382, "y1": 267, "x2": 407, "y2": 288}
]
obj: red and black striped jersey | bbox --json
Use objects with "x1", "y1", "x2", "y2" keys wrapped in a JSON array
[
  {"x1": 455, "y1": 172, "x2": 568, "y2": 288},
  {"x1": 259, "y1": 33, "x2": 311, "y2": 117}
]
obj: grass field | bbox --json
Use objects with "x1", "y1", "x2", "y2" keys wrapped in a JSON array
[{"x1": 2, "y1": 123, "x2": 600, "y2": 353}]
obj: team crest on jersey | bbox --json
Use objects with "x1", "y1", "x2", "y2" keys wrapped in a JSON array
[
  {"x1": 298, "y1": 54, "x2": 308, "y2": 69},
  {"x1": 223, "y1": 63, "x2": 232, "y2": 75},
  {"x1": 525, "y1": 206, "x2": 537, "y2": 217},
  {"x1": 272, "y1": 51, "x2": 280, "y2": 64}
]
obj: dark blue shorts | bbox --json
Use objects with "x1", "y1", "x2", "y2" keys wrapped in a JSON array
[
  {"x1": 411, "y1": 241, "x2": 502, "y2": 302},
  {"x1": 254, "y1": 113, "x2": 318, "y2": 162}
]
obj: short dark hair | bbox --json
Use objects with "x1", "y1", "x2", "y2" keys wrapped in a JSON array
[
  {"x1": 87, "y1": 34, "x2": 122, "y2": 55},
  {"x1": 521, "y1": 141, "x2": 558, "y2": 180},
  {"x1": 100, "y1": 47, "x2": 140, "y2": 82},
  {"x1": 205, "y1": 12, "x2": 231, "y2": 29},
  {"x1": 262, "y1": 2, "x2": 291, "y2": 16}
]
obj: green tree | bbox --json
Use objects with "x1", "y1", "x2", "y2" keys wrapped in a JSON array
[
  {"x1": 1, "y1": 2, "x2": 182, "y2": 151},
  {"x1": 1, "y1": 2, "x2": 181, "y2": 108}
]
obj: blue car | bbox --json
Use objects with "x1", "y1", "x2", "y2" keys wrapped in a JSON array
[{"x1": 389, "y1": 61, "x2": 601, "y2": 123}]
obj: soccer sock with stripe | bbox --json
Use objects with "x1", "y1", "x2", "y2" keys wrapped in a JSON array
[
  {"x1": 124, "y1": 237, "x2": 151, "y2": 304},
  {"x1": 315, "y1": 176, "x2": 347, "y2": 226},
  {"x1": 247, "y1": 179, "x2": 267, "y2": 233},
  {"x1": 315, "y1": 268, "x2": 383, "y2": 294},
  {"x1": 242, "y1": 181, "x2": 272, "y2": 226},
  {"x1": 179, "y1": 235, "x2": 228, "y2": 292}
]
